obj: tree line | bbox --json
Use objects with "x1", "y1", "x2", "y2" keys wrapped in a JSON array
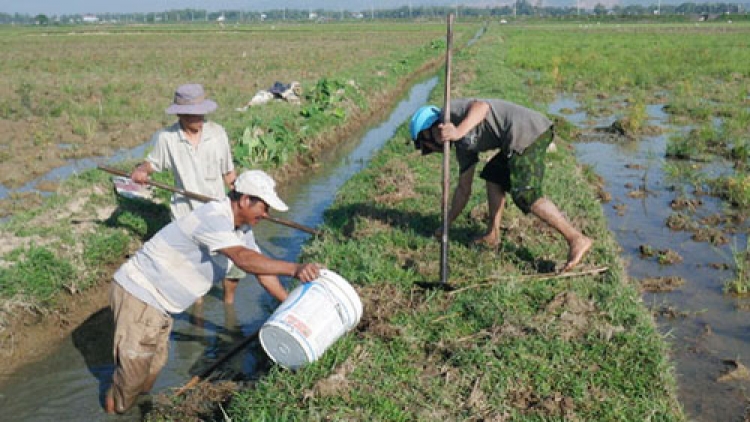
[{"x1": 2, "y1": 2, "x2": 748, "y2": 25}]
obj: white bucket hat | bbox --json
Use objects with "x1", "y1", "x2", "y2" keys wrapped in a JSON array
[
  {"x1": 234, "y1": 170, "x2": 288, "y2": 212},
  {"x1": 165, "y1": 83, "x2": 218, "y2": 115}
]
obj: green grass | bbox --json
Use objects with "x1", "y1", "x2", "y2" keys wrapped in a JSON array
[
  {"x1": 222, "y1": 21, "x2": 684, "y2": 421},
  {"x1": 0, "y1": 245, "x2": 76, "y2": 301},
  {"x1": 710, "y1": 173, "x2": 750, "y2": 208},
  {"x1": 495, "y1": 21, "x2": 750, "y2": 214},
  {"x1": 724, "y1": 240, "x2": 750, "y2": 295},
  {"x1": 1, "y1": 20, "x2": 685, "y2": 420}
]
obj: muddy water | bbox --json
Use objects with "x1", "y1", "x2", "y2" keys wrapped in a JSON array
[
  {"x1": 0, "y1": 77, "x2": 437, "y2": 421},
  {"x1": 0, "y1": 143, "x2": 154, "y2": 202},
  {"x1": 549, "y1": 95, "x2": 750, "y2": 421}
]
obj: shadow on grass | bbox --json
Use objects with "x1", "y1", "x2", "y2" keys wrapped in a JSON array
[
  {"x1": 104, "y1": 196, "x2": 171, "y2": 241},
  {"x1": 325, "y1": 202, "x2": 558, "y2": 274}
]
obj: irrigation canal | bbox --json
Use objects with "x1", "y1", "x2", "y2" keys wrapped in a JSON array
[{"x1": 0, "y1": 77, "x2": 437, "y2": 421}]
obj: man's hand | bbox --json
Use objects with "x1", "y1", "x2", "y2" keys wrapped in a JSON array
[
  {"x1": 130, "y1": 164, "x2": 150, "y2": 184},
  {"x1": 294, "y1": 263, "x2": 322, "y2": 282},
  {"x1": 438, "y1": 100, "x2": 490, "y2": 143},
  {"x1": 438, "y1": 123, "x2": 461, "y2": 142}
]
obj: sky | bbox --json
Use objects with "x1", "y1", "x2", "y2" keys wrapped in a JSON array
[{"x1": 2, "y1": 1, "x2": 458, "y2": 16}]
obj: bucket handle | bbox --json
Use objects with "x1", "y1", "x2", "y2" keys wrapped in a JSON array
[{"x1": 317, "y1": 280, "x2": 351, "y2": 327}]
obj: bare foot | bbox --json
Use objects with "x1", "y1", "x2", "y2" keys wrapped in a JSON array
[
  {"x1": 561, "y1": 236, "x2": 593, "y2": 273},
  {"x1": 473, "y1": 233, "x2": 499, "y2": 247}
]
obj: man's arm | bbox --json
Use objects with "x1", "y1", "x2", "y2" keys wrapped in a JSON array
[
  {"x1": 220, "y1": 245, "x2": 320, "y2": 282},
  {"x1": 449, "y1": 164, "x2": 476, "y2": 225},
  {"x1": 256, "y1": 274, "x2": 288, "y2": 302},
  {"x1": 438, "y1": 100, "x2": 490, "y2": 142},
  {"x1": 435, "y1": 164, "x2": 476, "y2": 237}
]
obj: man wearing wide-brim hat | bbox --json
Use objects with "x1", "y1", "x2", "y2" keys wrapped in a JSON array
[
  {"x1": 131, "y1": 83, "x2": 234, "y2": 218},
  {"x1": 130, "y1": 83, "x2": 245, "y2": 303}
]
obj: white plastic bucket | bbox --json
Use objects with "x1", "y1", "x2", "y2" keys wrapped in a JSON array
[{"x1": 259, "y1": 269, "x2": 363, "y2": 370}]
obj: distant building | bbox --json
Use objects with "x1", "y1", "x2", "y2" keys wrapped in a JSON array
[{"x1": 82, "y1": 14, "x2": 99, "y2": 23}]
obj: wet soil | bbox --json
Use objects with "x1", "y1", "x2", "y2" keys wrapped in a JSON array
[
  {"x1": 0, "y1": 280, "x2": 111, "y2": 378},
  {"x1": 0, "y1": 118, "x2": 161, "y2": 191},
  {"x1": 638, "y1": 275, "x2": 686, "y2": 293}
]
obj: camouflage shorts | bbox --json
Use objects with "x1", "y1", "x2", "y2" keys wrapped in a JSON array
[{"x1": 479, "y1": 128, "x2": 553, "y2": 214}]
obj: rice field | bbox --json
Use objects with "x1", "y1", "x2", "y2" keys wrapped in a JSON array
[
  {"x1": 0, "y1": 22, "x2": 465, "y2": 189},
  {"x1": 8, "y1": 19, "x2": 748, "y2": 421}
]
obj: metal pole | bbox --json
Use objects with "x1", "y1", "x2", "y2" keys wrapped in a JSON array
[{"x1": 440, "y1": 13, "x2": 454, "y2": 286}]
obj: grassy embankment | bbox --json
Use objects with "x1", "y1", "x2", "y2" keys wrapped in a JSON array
[
  {"x1": 206, "y1": 22, "x2": 685, "y2": 421},
  {"x1": 0, "y1": 22, "x2": 477, "y2": 337},
  {"x1": 499, "y1": 22, "x2": 750, "y2": 294}
]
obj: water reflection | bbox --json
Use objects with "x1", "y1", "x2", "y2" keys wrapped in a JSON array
[{"x1": 549, "y1": 93, "x2": 750, "y2": 422}]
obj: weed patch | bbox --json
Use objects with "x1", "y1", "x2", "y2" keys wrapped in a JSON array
[{"x1": 0, "y1": 245, "x2": 75, "y2": 302}]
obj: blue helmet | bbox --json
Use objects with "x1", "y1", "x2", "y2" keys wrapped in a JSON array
[{"x1": 409, "y1": 105, "x2": 441, "y2": 141}]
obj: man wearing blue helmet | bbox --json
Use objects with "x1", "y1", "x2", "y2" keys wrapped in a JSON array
[{"x1": 409, "y1": 99, "x2": 592, "y2": 273}]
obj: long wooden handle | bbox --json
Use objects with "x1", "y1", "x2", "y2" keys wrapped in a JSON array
[
  {"x1": 174, "y1": 329, "x2": 260, "y2": 396},
  {"x1": 440, "y1": 13, "x2": 454, "y2": 286},
  {"x1": 98, "y1": 165, "x2": 322, "y2": 236}
]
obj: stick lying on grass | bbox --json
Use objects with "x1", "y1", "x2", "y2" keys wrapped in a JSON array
[
  {"x1": 447, "y1": 266, "x2": 610, "y2": 296},
  {"x1": 98, "y1": 165, "x2": 323, "y2": 236}
]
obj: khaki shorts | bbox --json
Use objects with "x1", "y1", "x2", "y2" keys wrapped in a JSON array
[
  {"x1": 226, "y1": 264, "x2": 246, "y2": 280},
  {"x1": 109, "y1": 282, "x2": 172, "y2": 414}
]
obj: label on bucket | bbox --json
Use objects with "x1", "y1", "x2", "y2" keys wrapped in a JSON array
[{"x1": 282, "y1": 314, "x2": 312, "y2": 337}]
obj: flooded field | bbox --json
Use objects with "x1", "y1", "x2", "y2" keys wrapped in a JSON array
[{"x1": 550, "y1": 94, "x2": 750, "y2": 421}]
